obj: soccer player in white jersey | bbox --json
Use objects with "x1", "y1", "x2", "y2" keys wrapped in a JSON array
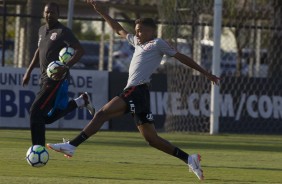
[{"x1": 47, "y1": 0, "x2": 220, "y2": 180}]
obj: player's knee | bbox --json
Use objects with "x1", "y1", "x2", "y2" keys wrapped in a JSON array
[
  {"x1": 144, "y1": 135, "x2": 159, "y2": 147},
  {"x1": 30, "y1": 110, "x2": 44, "y2": 125},
  {"x1": 29, "y1": 107, "x2": 38, "y2": 117},
  {"x1": 94, "y1": 109, "x2": 108, "y2": 122}
]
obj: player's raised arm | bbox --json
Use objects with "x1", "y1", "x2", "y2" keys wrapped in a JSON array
[
  {"x1": 173, "y1": 52, "x2": 221, "y2": 85},
  {"x1": 86, "y1": 0, "x2": 128, "y2": 39}
]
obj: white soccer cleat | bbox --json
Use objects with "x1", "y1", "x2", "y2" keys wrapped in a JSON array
[
  {"x1": 82, "y1": 92, "x2": 95, "y2": 116},
  {"x1": 188, "y1": 154, "x2": 204, "y2": 180},
  {"x1": 46, "y1": 138, "x2": 76, "y2": 158}
]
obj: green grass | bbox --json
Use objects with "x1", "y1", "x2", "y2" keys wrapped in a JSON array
[{"x1": 0, "y1": 129, "x2": 281, "y2": 184}]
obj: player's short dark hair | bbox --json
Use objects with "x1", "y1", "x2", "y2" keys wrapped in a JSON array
[
  {"x1": 135, "y1": 18, "x2": 157, "y2": 30},
  {"x1": 45, "y1": 2, "x2": 60, "y2": 15}
]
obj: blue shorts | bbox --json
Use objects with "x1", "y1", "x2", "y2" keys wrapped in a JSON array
[{"x1": 119, "y1": 84, "x2": 154, "y2": 125}]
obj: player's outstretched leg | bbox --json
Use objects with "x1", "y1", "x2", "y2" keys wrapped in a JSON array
[
  {"x1": 46, "y1": 138, "x2": 76, "y2": 158},
  {"x1": 47, "y1": 97, "x2": 128, "y2": 158},
  {"x1": 137, "y1": 123, "x2": 204, "y2": 180},
  {"x1": 188, "y1": 154, "x2": 204, "y2": 180}
]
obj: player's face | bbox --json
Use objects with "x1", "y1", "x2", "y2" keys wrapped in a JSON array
[
  {"x1": 135, "y1": 24, "x2": 155, "y2": 44},
  {"x1": 44, "y1": 5, "x2": 59, "y2": 27}
]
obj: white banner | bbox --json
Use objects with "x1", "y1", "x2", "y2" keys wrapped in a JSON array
[{"x1": 0, "y1": 67, "x2": 109, "y2": 129}]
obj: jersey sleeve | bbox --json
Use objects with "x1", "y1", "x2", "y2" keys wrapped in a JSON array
[
  {"x1": 157, "y1": 39, "x2": 177, "y2": 57},
  {"x1": 63, "y1": 28, "x2": 80, "y2": 46},
  {"x1": 126, "y1": 34, "x2": 136, "y2": 47},
  {"x1": 37, "y1": 26, "x2": 45, "y2": 47}
]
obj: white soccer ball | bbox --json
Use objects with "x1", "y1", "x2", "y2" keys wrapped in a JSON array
[
  {"x1": 46, "y1": 60, "x2": 65, "y2": 80},
  {"x1": 26, "y1": 145, "x2": 49, "y2": 167},
  {"x1": 59, "y1": 46, "x2": 75, "y2": 64}
]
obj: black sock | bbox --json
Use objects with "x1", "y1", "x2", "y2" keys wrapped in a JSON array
[
  {"x1": 69, "y1": 131, "x2": 89, "y2": 147},
  {"x1": 173, "y1": 147, "x2": 189, "y2": 164}
]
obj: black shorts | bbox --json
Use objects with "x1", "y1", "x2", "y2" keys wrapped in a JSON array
[{"x1": 119, "y1": 84, "x2": 154, "y2": 125}]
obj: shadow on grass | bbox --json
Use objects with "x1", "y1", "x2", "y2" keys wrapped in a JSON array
[
  {"x1": 204, "y1": 165, "x2": 282, "y2": 172},
  {"x1": 84, "y1": 139, "x2": 282, "y2": 153},
  {"x1": 207, "y1": 178, "x2": 277, "y2": 183},
  {"x1": 69, "y1": 175, "x2": 165, "y2": 182}
]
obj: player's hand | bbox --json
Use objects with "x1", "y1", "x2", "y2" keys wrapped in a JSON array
[
  {"x1": 86, "y1": 0, "x2": 96, "y2": 7},
  {"x1": 86, "y1": 0, "x2": 102, "y2": 12},
  {"x1": 86, "y1": 0, "x2": 95, "y2": 5},
  {"x1": 22, "y1": 72, "x2": 30, "y2": 87},
  {"x1": 51, "y1": 65, "x2": 68, "y2": 81},
  {"x1": 207, "y1": 73, "x2": 221, "y2": 85}
]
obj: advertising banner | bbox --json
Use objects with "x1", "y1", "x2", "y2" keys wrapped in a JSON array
[
  {"x1": 0, "y1": 67, "x2": 108, "y2": 129},
  {"x1": 109, "y1": 73, "x2": 282, "y2": 133}
]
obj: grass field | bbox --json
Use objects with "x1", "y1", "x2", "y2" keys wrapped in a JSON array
[{"x1": 0, "y1": 129, "x2": 281, "y2": 184}]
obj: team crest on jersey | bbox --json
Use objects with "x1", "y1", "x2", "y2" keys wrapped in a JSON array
[{"x1": 50, "y1": 33, "x2": 57, "y2": 40}]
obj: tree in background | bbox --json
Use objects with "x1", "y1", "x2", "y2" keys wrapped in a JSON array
[
  {"x1": 25, "y1": 0, "x2": 42, "y2": 67},
  {"x1": 268, "y1": 0, "x2": 282, "y2": 79}
]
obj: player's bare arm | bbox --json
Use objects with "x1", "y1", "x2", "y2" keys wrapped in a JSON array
[
  {"x1": 174, "y1": 52, "x2": 220, "y2": 85},
  {"x1": 52, "y1": 43, "x2": 84, "y2": 80},
  {"x1": 86, "y1": 0, "x2": 128, "y2": 39},
  {"x1": 22, "y1": 48, "x2": 39, "y2": 87},
  {"x1": 65, "y1": 42, "x2": 84, "y2": 68}
]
